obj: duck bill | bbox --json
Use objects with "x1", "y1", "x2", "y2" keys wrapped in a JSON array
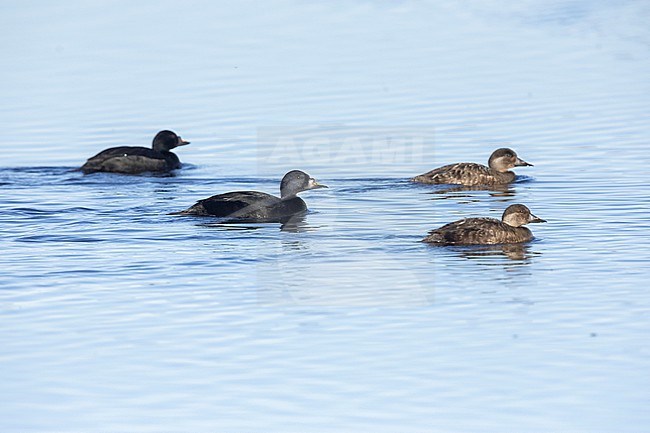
[
  {"x1": 176, "y1": 137, "x2": 191, "y2": 146},
  {"x1": 529, "y1": 214, "x2": 546, "y2": 223},
  {"x1": 515, "y1": 157, "x2": 533, "y2": 167},
  {"x1": 308, "y1": 178, "x2": 328, "y2": 190}
]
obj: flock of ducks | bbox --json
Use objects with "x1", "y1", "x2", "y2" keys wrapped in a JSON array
[{"x1": 79, "y1": 130, "x2": 546, "y2": 245}]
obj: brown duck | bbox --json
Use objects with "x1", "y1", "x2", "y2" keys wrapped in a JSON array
[
  {"x1": 412, "y1": 148, "x2": 532, "y2": 186},
  {"x1": 423, "y1": 204, "x2": 546, "y2": 245}
]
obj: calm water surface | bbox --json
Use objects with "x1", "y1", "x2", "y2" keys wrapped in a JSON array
[{"x1": 1, "y1": 1, "x2": 649, "y2": 432}]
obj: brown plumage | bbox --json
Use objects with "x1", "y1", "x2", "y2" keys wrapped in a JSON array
[
  {"x1": 412, "y1": 148, "x2": 532, "y2": 186},
  {"x1": 423, "y1": 204, "x2": 546, "y2": 245}
]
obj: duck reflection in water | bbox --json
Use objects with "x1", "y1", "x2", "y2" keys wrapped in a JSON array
[
  {"x1": 195, "y1": 212, "x2": 313, "y2": 233},
  {"x1": 279, "y1": 213, "x2": 312, "y2": 233},
  {"x1": 426, "y1": 183, "x2": 517, "y2": 199},
  {"x1": 447, "y1": 243, "x2": 539, "y2": 262}
]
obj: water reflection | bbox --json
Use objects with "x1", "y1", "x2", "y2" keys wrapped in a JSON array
[
  {"x1": 192, "y1": 212, "x2": 316, "y2": 232},
  {"x1": 197, "y1": 222, "x2": 262, "y2": 231},
  {"x1": 280, "y1": 238, "x2": 309, "y2": 253},
  {"x1": 418, "y1": 174, "x2": 534, "y2": 199},
  {"x1": 429, "y1": 242, "x2": 540, "y2": 262},
  {"x1": 425, "y1": 183, "x2": 516, "y2": 198},
  {"x1": 279, "y1": 213, "x2": 313, "y2": 232}
]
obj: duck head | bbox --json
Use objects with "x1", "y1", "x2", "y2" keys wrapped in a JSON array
[
  {"x1": 488, "y1": 148, "x2": 532, "y2": 172},
  {"x1": 280, "y1": 170, "x2": 328, "y2": 199},
  {"x1": 502, "y1": 204, "x2": 546, "y2": 227},
  {"x1": 152, "y1": 130, "x2": 190, "y2": 152}
]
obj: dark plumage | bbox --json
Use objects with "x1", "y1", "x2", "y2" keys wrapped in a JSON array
[
  {"x1": 80, "y1": 130, "x2": 190, "y2": 174},
  {"x1": 412, "y1": 148, "x2": 532, "y2": 186},
  {"x1": 423, "y1": 204, "x2": 546, "y2": 245},
  {"x1": 174, "y1": 170, "x2": 327, "y2": 222}
]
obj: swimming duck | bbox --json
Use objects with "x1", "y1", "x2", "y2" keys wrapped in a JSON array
[
  {"x1": 80, "y1": 130, "x2": 189, "y2": 174},
  {"x1": 422, "y1": 204, "x2": 546, "y2": 245},
  {"x1": 174, "y1": 170, "x2": 327, "y2": 221},
  {"x1": 412, "y1": 148, "x2": 532, "y2": 185}
]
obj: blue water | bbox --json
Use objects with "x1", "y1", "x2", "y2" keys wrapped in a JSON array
[{"x1": 1, "y1": 1, "x2": 650, "y2": 432}]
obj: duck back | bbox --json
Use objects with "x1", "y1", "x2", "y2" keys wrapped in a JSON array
[
  {"x1": 177, "y1": 191, "x2": 307, "y2": 221},
  {"x1": 412, "y1": 163, "x2": 515, "y2": 185},
  {"x1": 81, "y1": 146, "x2": 180, "y2": 174},
  {"x1": 423, "y1": 217, "x2": 533, "y2": 245}
]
